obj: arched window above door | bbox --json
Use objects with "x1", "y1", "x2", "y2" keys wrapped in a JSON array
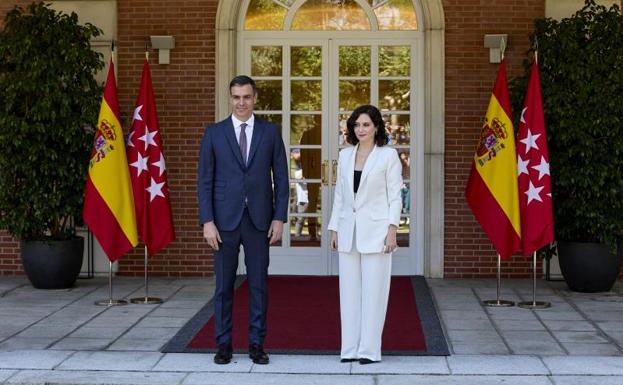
[{"x1": 244, "y1": 0, "x2": 418, "y2": 31}]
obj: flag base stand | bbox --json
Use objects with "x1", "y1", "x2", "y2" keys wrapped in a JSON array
[
  {"x1": 517, "y1": 251, "x2": 551, "y2": 310},
  {"x1": 518, "y1": 300, "x2": 550, "y2": 309},
  {"x1": 482, "y1": 254, "x2": 515, "y2": 307},
  {"x1": 95, "y1": 262, "x2": 128, "y2": 306},
  {"x1": 482, "y1": 299, "x2": 515, "y2": 307},
  {"x1": 95, "y1": 299, "x2": 128, "y2": 306},
  {"x1": 130, "y1": 297, "x2": 163, "y2": 305},
  {"x1": 130, "y1": 247, "x2": 163, "y2": 305}
]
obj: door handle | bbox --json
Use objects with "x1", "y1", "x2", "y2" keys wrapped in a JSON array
[
  {"x1": 321, "y1": 160, "x2": 328, "y2": 185},
  {"x1": 332, "y1": 160, "x2": 337, "y2": 185}
]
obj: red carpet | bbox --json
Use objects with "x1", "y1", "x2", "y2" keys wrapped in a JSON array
[{"x1": 187, "y1": 276, "x2": 427, "y2": 353}]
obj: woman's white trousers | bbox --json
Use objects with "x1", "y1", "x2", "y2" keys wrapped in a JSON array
[{"x1": 338, "y1": 246, "x2": 391, "y2": 361}]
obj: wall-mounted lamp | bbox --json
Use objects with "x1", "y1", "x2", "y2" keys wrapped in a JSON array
[
  {"x1": 483, "y1": 34, "x2": 508, "y2": 64},
  {"x1": 150, "y1": 35, "x2": 175, "y2": 65}
]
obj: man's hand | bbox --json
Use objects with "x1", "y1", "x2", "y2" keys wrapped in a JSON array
[
  {"x1": 203, "y1": 221, "x2": 222, "y2": 250},
  {"x1": 268, "y1": 220, "x2": 284, "y2": 245}
]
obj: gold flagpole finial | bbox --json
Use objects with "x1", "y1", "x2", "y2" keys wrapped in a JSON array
[
  {"x1": 110, "y1": 40, "x2": 116, "y2": 67},
  {"x1": 534, "y1": 36, "x2": 539, "y2": 64}
]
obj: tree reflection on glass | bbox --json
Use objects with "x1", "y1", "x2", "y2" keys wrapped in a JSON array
[
  {"x1": 379, "y1": 46, "x2": 410, "y2": 76},
  {"x1": 291, "y1": 46, "x2": 322, "y2": 77},
  {"x1": 374, "y1": 0, "x2": 418, "y2": 30},
  {"x1": 291, "y1": 80, "x2": 322, "y2": 110},
  {"x1": 255, "y1": 80, "x2": 282, "y2": 110},
  {"x1": 339, "y1": 46, "x2": 370, "y2": 76},
  {"x1": 379, "y1": 80, "x2": 410, "y2": 110},
  {"x1": 340, "y1": 80, "x2": 370, "y2": 110},
  {"x1": 245, "y1": 0, "x2": 417, "y2": 32},
  {"x1": 291, "y1": 0, "x2": 370, "y2": 30},
  {"x1": 245, "y1": 0, "x2": 286, "y2": 30},
  {"x1": 251, "y1": 46, "x2": 283, "y2": 76}
]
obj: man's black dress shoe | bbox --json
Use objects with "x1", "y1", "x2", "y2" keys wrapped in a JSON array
[
  {"x1": 213, "y1": 344, "x2": 233, "y2": 364},
  {"x1": 249, "y1": 344, "x2": 269, "y2": 365},
  {"x1": 359, "y1": 358, "x2": 378, "y2": 365},
  {"x1": 340, "y1": 358, "x2": 358, "y2": 363}
]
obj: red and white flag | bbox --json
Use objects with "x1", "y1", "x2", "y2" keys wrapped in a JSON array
[
  {"x1": 127, "y1": 58, "x2": 175, "y2": 256},
  {"x1": 516, "y1": 61, "x2": 554, "y2": 256}
]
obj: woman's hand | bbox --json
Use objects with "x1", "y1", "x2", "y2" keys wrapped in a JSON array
[
  {"x1": 330, "y1": 230, "x2": 338, "y2": 251},
  {"x1": 383, "y1": 225, "x2": 398, "y2": 254}
]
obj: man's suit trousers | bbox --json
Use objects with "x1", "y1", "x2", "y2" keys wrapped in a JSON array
[{"x1": 213, "y1": 208, "x2": 269, "y2": 346}]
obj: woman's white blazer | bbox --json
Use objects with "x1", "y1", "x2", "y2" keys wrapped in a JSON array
[{"x1": 327, "y1": 144, "x2": 402, "y2": 254}]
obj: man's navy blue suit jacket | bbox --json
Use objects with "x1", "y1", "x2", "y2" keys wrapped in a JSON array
[{"x1": 198, "y1": 115, "x2": 289, "y2": 231}]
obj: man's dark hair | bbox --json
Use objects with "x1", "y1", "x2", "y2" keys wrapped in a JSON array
[
  {"x1": 346, "y1": 104, "x2": 389, "y2": 147},
  {"x1": 230, "y1": 75, "x2": 257, "y2": 95}
]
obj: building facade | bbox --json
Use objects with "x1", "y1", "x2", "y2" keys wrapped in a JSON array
[{"x1": 0, "y1": 0, "x2": 618, "y2": 278}]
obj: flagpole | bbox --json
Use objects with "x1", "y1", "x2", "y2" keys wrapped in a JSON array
[
  {"x1": 482, "y1": 254, "x2": 515, "y2": 307},
  {"x1": 129, "y1": 49, "x2": 163, "y2": 305},
  {"x1": 131, "y1": 246, "x2": 163, "y2": 304},
  {"x1": 111, "y1": 40, "x2": 116, "y2": 70},
  {"x1": 95, "y1": 261, "x2": 128, "y2": 306},
  {"x1": 518, "y1": 251, "x2": 551, "y2": 309}
]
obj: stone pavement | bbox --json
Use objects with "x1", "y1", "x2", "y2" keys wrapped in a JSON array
[{"x1": 1, "y1": 275, "x2": 623, "y2": 384}]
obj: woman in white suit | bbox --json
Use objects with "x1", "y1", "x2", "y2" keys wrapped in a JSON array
[{"x1": 328, "y1": 105, "x2": 402, "y2": 364}]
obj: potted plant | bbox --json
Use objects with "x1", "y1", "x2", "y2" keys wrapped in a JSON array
[
  {"x1": 511, "y1": 0, "x2": 623, "y2": 292},
  {"x1": 0, "y1": 3, "x2": 103, "y2": 288}
]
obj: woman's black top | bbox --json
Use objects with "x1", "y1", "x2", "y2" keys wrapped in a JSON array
[{"x1": 354, "y1": 170, "x2": 362, "y2": 193}]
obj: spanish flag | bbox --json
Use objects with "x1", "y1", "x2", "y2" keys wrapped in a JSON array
[
  {"x1": 83, "y1": 60, "x2": 138, "y2": 262},
  {"x1": 465, "y1": 59, "x2": 521, "y2": 260}
]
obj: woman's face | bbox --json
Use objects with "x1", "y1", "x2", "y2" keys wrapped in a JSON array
[{"x1": 354, "y1": 113, "x2": 376, "y2": 146}]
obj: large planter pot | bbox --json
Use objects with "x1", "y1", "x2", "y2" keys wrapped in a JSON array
[
  {"x1": 20, "y1": 237, "x2": 84, "y2": 289},
  {"x1": 558, "y1": 241, "x2": 622, "y2": 293}
]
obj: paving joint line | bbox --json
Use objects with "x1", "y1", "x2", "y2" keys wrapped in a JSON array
[
  {"x1": 512, "y1": 286, "x2": 569, "y2": 355},
  {"x1": 557, "y1": 289, "x2": 623, "y2": 354},
  {"x1": 104, "y1": 281, "x2": 189, "y2": 352},
  {"x1": 472, "y1": 286, "x2": 513, "y2": 355}
]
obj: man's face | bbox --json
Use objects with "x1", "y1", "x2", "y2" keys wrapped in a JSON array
[{"x1": 230, "y1": 84, "x2": 256, "y2": 121}]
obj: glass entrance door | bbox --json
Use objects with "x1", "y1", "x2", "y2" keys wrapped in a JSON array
[{"x1": 242, "y1": 37, "x2": 417, "y2": 275}]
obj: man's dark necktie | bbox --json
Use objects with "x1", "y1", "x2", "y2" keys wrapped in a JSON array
[{"x1": 239, "y1": 123, "x2": 247, "y2": 165}]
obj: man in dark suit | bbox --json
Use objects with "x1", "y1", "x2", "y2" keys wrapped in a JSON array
[{"x1": 198, "y1": 75, "x2": 288, "y2": 365}]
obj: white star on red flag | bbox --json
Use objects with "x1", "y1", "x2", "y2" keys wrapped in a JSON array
[
  {"x1": 525, "y1": 181, "x2": 544, "y2": 204},
  {"x1": 126, "y1": 58, "x2": 175, "y2": 256},
  {"x1": 532, "y1": 156, "x2": 550, "y2": 180},
  {"x1": 130, "y1": 153, "x2": 149, "y2": 176},
  {"x1": 516, "y1": 61, "x2": 554, "y2": 256},
  {"x1": 133, "y1": 105, "x2": 143, "y2": 122},
  {"x1": 152, "y1": 153, "x2": 166, "y2": 177},
  {"x1": 139, "y1": 126, "x2": 158, "y2": 151},
  {"x1": 519, "y1": 128, "x2": 541, "y2": 154},
  {"x1": 146, "y1": 177, "x2": 165, "y2": 201},
  {"x1": 127, "y1": 130, "x2": 135, "y2": 148},
  {"x1": 517, "y1": 155, "x2": 530, "y2": 176}
]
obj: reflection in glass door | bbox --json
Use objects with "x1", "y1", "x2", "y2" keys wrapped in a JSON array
[
  {"x1": 289, "y1": 46, "x2": 324, "y2": 249},
  {"x1": 330, "y1": 40, "x2": 415, "y2": 275},
  {"x1": 243, "y1": 38, "x2": 417, "y2": 275},
  {"x1": 245, "y1": 40, "x2": 331, "y2": 275},
  {"x1": 235, "y1": 0, "x2": 424, "y2": 276}
]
